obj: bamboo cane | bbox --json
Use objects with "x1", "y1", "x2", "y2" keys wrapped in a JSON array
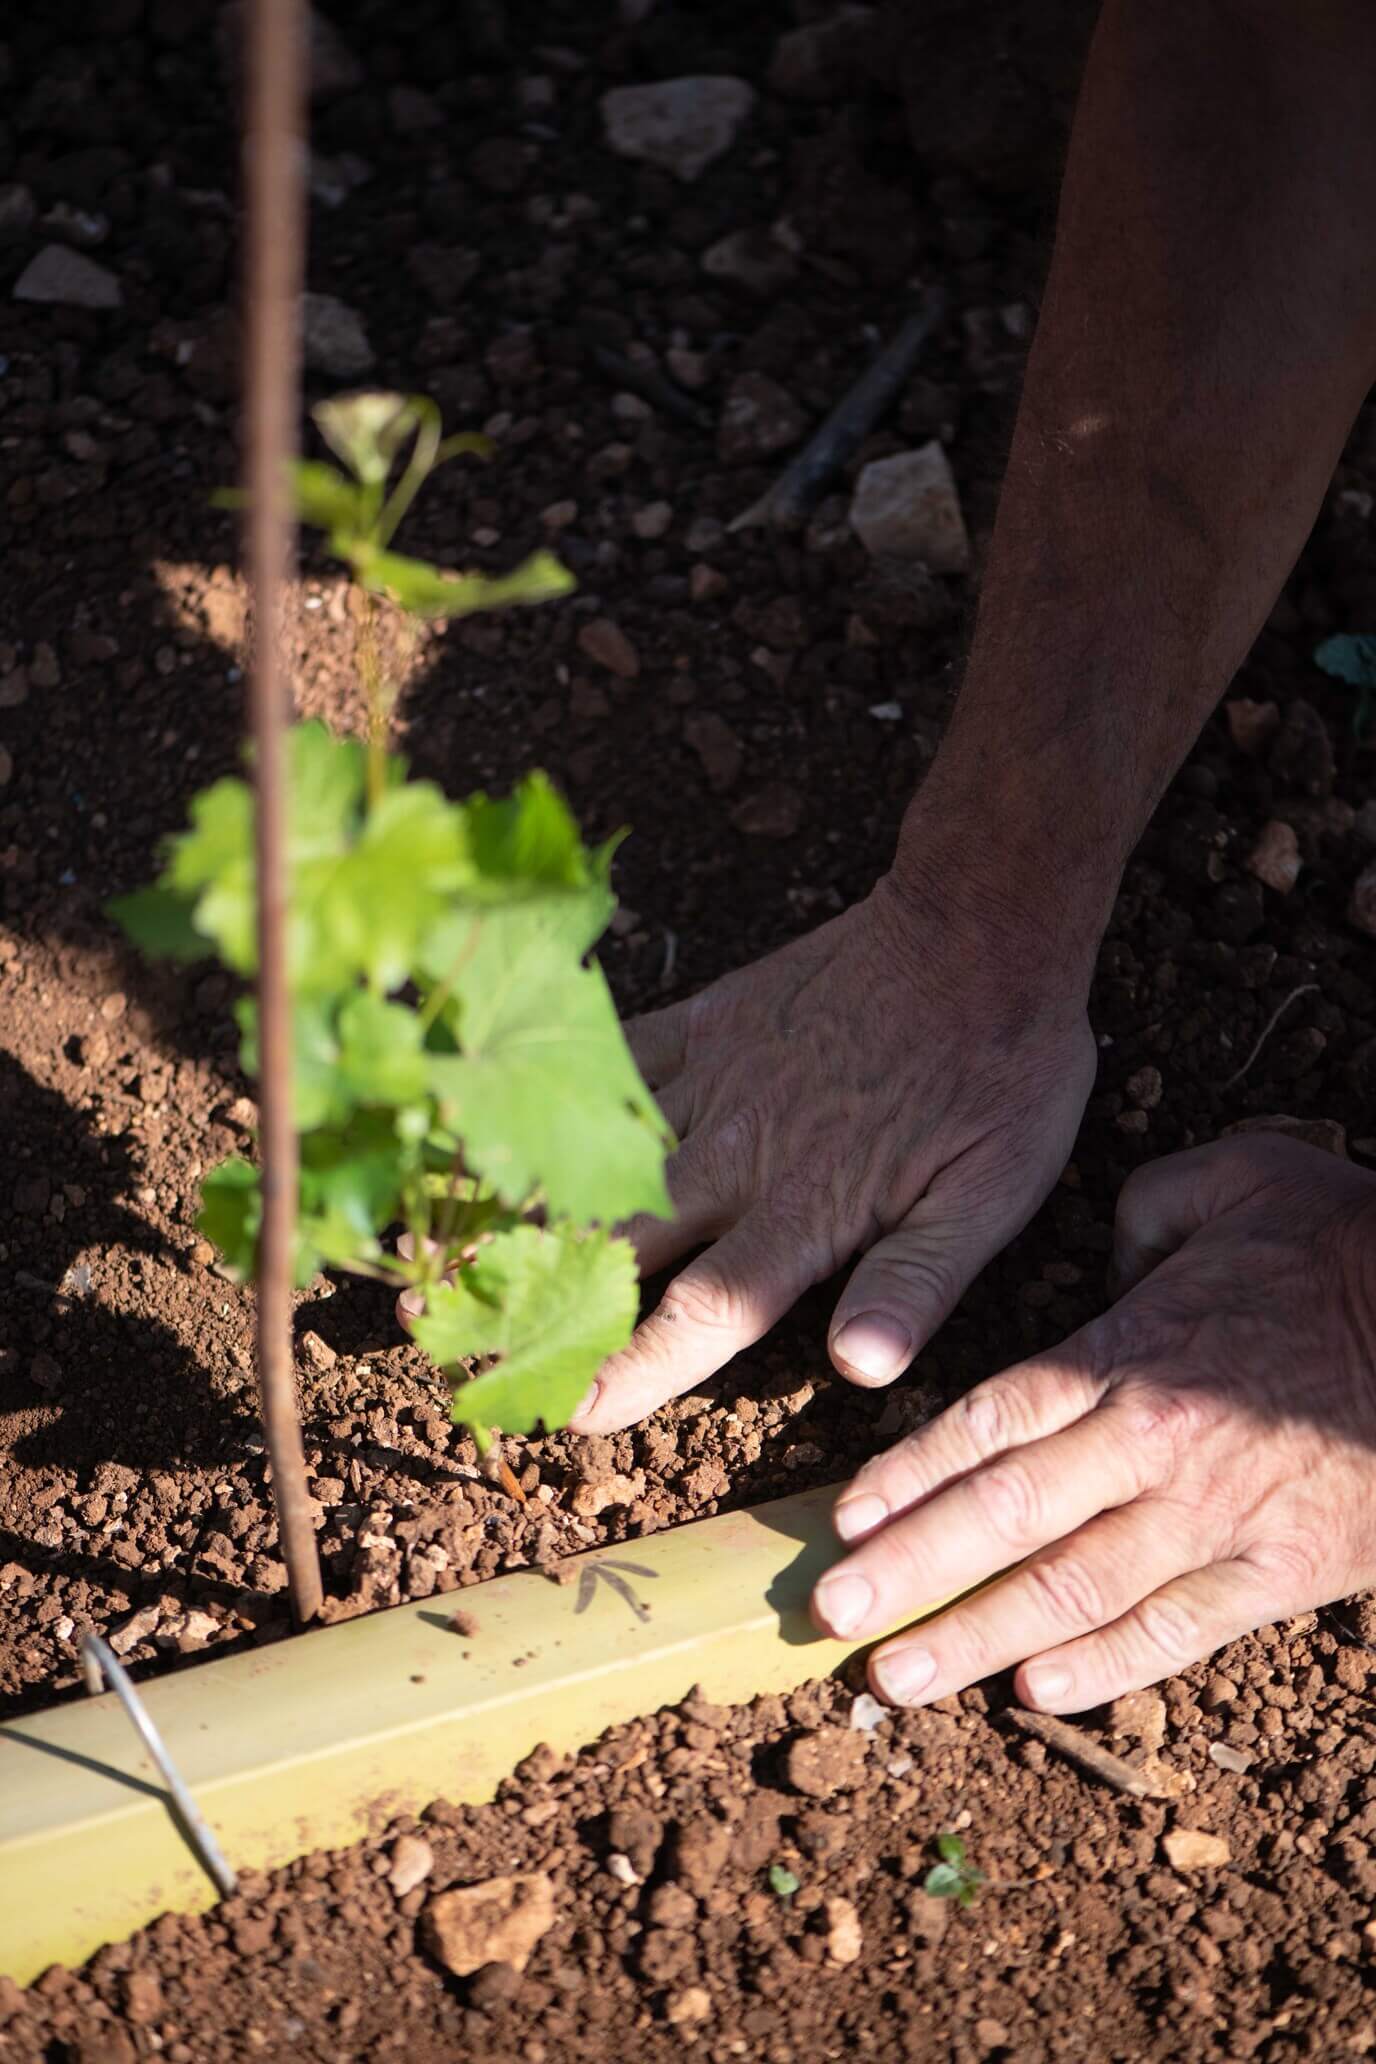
[{"x1": 244, "y1": 0, "x2": 322, "y2": 1627}]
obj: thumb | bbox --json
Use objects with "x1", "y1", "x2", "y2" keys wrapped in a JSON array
[
  {"x1": 828, "y1": 1147, "x2": 1052, "y2": 1388},
  {"x1": 1111, "y1": 1135, "x2": 1289, "y2": 1296}
]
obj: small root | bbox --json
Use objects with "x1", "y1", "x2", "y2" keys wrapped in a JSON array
[{"x1": 1222, "y1": 982, "x2": 1319, "y2": 1092}]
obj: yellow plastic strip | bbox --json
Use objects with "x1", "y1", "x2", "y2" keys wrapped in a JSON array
[{"x1": 0, "y1": 1483, "x2": 953, "y2": 1985}]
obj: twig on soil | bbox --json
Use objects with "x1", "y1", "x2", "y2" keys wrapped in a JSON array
[
  {"x1": 590, "y1": 344, "x2": 712, "y2": 430},
  {"x1": 243, "y1": 0, "x2": 323, "y2": 1628},
  {"x1": 729, "y1": 288, "x2": 948, "y2": 533},
  {"x1": 1005, "y1": 1707, "x2": 1162, "y2": 1799},
  {"x1": 1222, "y1": 982, "x2": 1319, "y2": 1091}
]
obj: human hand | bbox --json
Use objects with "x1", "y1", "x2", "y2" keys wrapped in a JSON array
[
  {"x1": 573, "y1": 871, "x2": 1097, "y2": 1433},
  {"x1": 810, "y1": 1134, "x2": 1376, "y2": 1712}
]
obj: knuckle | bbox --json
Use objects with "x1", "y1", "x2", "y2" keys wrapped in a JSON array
[
  {"x1": 1114, "y1": 1381, "x2": 1207, "y2": 1458},
  {"x1": 1246, "y1": 1527, "x2": 1326, "y2": 1598},
  {"x1": 971, "y1": 1458, "x2": 1043, "y2": 1549},
  {"x1": 1023, "y1": 1551, "x2": 1108, "y2": 1634},
  {"x1": 956, "y1": 1379, "x2": 1021, "y2": 1457},
  {"x1": 873, "y1": 1246, "x2": 962, "y2": 1324},
  {"x1": 1133, "y1": 1590, "x2": 1202, "y2": 1668},
  {"x1": 658, "y1": 1271, "x2": 742, "y2": 1335}
]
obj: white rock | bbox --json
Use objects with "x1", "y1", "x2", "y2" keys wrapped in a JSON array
[
  {"x1": 868, "y1": 701, "x2": 903, "y2": 723},
  {"x1": 851, "y1": 444, "x2": 969, "y2": 574},
  {"x1": 109, "y1": 1606, "x2": 160, "y2": 1656},
  {"x1": 388, "y1": 1833, "x2": 435, "y2": 1897},
  {"x1": 600, "y1": 77, "x2": 756, "y2": 184},
  {"x1": 14, "y1": 245, "x2": 121, "y2": 310},
  {"x1": 606, "y1": 1852, "x2": 640, "y2": 1887},
  {"x1": 301, "y1": 293, "x2": 374, "y2": 378},
  {"x1": 849, "y1": 1692, "x2": 889, "y2": 1731}
]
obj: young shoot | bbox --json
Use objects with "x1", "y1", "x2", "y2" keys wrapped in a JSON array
[{"x1": 117, "y1": 392, "x2": 671, "y2": 1457}]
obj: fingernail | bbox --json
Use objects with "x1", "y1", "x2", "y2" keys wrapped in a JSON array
[
  {"x1": 832, "y1": 1313, "x2": 913, "y2": 1386},
  {"x1": 873, "y1": 1645, "x2": 937, "y2": 1705},
  {"x1": 569, "y1": 1382, "x2": 600, "y2": 1425},
  {"x1": 814, "y1": 1573, "x2": 874, "y2": 1637},
  {"x1": 1023, "y1": 1662, "x2": 1071, "y2": 1707},
  {"x1": 834, "y1": 1493, "x2": 888, "y2": 1543}
]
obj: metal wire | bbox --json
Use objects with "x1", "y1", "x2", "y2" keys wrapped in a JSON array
[{"x1": 81, "y1": 1633, "x2": 238, "y2": 1900}]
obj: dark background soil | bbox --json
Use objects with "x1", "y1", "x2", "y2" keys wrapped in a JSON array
[{"x1": 3, "y1": 0, "x2": 1376, "y2": 2054}]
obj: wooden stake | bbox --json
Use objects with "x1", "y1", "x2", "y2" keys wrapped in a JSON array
[{"x1": 244, "y1": 0, "x2": 322, "y2": 1627}]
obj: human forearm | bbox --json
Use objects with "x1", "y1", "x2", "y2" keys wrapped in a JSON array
[{"x1": 892, "y1": 0, "x2": 1376, "y2": 976}]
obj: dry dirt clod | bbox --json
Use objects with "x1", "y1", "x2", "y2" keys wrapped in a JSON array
[
  {"x1": 1225, "y1": 697, "x2": 1279, "y2": 756},
  {"x1": 1163, "y1": 1828, "x2": 1231, "y2": 1871},
  {"x1": 1247, "y1": 818, "x2": 1302, "y2": 895},
  {"x1": 666, "y1": 1986, "x2": 713, "y2": 2026},
  {"x1": 785, "y1": 1726, "x2": 869, "y2": 1798},
  {"x1": 576, "y1": 617, "x2": 640, "y2": 678},
  {"x1": 421, "y1": 1872, "x2": 555, "y2": 1978},
  {"x1": 1349, "y1": 858, "x2": 1376, "y2": 938},
  {"x1": 1107, "y1": 1689, "x2": 1167, "y2": 1753},
  {"x1": 824, "y1": 1894, "x2": 863, "y2": 1965}
]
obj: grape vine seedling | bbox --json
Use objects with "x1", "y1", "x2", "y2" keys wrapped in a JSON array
[
  {"x1": 114, "y1": 391, "x2": 672, "y2": 1454},
  {"x1": 922, "y1": 1833, "x2": 983, "y2": 1908}
]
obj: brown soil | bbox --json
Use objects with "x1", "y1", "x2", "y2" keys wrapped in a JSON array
[{"x1": 3, "y1": 0, "x2": 1376, "y2": 2055}]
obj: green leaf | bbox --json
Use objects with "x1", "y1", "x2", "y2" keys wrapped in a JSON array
[
  {"x1": 767, "y1": 1865, "x2": 800, "y2": 1899},
  {"x1": 335, "y1": 991, "x2": 429, "y2": 1107},
  {"x1": 297, "y1": 1111, "x2": 413, "y2": 1271},
  {"x1": 165, "y1": 776, "x2": 256, "y2": 974},
  {"x1": 313, "y1": 391, "x2": 422, "y2": 487},
  {"x1": 321, "y1": 780, "x2": 471, "y2": 993},
  {"x1": 412, "y1": 1225, "x2": 638, "y2": 1441},
  {"x1": 356, "y1": 545, "x2": 575, "y2": 620},
  {"x1": 922, "y1": 1863, "x2": 966, "y2": 1901},
  {"x1": 107, "y1": 883, "x2": 208, "y2": 962},
  {"x1": 291, "y1": 458, "x2": 366, "y2": 539},
  {"x1": 936, "y1": 1833, "x2": 966, "y2": 1866},
  {"x1": 426, "y1": 910, "x2": 672, "y2": 1223},
  {"x1": 198, "y1": 1158, "x2": 261, "y2": 1278}
]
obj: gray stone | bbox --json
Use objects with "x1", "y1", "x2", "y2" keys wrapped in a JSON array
[
  {"x1": 600, "y1": 77, "x2": 755, "y2": 183},
  {"x1": 0, "y1": 183, "x2": 36, "y2": 244},
  {"x1": 701, "y1": 227, "x2": 797, "y2": 296},
  {"x1": 13, "y1": 245, "x2": 121, "y2": 310},
  {"x1": 850, "y1": 443, "x2": 970, "y2": 574},
  {"x1": 301, "y1": 292, "x2": 374, "y2": 378},
  {"x1": 717, "y1": 372, "x2": 808, "y2": 463},
  {"x1": 768, "y1": 8, "x2": 875, "y2": 101}
]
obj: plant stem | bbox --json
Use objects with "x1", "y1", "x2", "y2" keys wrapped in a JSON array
[
  {"x1": 357, "y1": 589, "x2": 387, "y2": 811},
  {"x1": 417, "y1": 916, "x2": 482, "y2": 1036},
  {"x1": 244, "y1": 0, "x2": 322, "y2": 1630}
]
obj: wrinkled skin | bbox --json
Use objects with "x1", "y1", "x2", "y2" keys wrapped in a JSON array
[
  {"x1": 811, "y1": 1135, "x2": 1376, "y2": 1711},
  {"x1": 572, "y1": 875, "x2": 1097, "y2": 1433}
]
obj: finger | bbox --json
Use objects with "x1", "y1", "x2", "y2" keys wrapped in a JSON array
[
  {"x1": 830, "y1": 1339, "x2": 1106, "y2": 1546},
  {"x1": 619, "y1": 1118, "x2": 749, "y2": 1278},
  {"x1": 1015, "y1": 1556, "x2": 1284, "y2": 1712},
  {"x1": 1112, "y1": 1139, "x2": 1280, "y2": 1294},
  {"x1": 828, "y1": 1132, "x2": 1071, "y2": 1390},
  {"x1": 812, "y1": 1398, "x2": 1152, "y2": 1643},
  {"x1": 653, "y1": 1075, "x2": 694, "y2": 1142},
  {"x1": 625, "y1": 1001, "x2": 690, "y2": 1091},
  {"x1": 571, "y1": 1210, "x2": 825, "y2": 1435},
  {"x1": 864, "y1": 1501, "x2": 1190, "y2": 1707}
]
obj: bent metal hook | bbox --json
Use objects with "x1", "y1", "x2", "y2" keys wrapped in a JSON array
[{"x1": 80, "y1": 1632, "x2": 238, "y2": 1900}]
